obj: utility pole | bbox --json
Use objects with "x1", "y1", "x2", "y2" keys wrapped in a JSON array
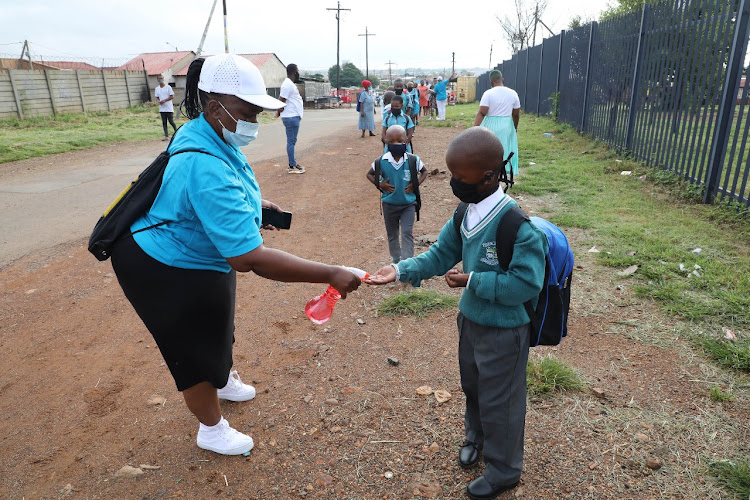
[
  {"x1": 18, "y1": 40, "x2": 32, "y2": 70},
  {"x1": 327, "y1": 1, "x2": 351, "y2": 94},
  {"x1": 489, "y1": 43, "x2": 493, "y2": 69},
  {"x1": 533, "y1": 4, "x2": 539, "y2": 46},
  {"x1": 452, "y1": 52, "x2": 455, "y2": 75},
  {"x1": 358, "y1": 27, "x2": 376, "y2": 79},
  {"x1": 196, "y1": 0, "x2": 219, "y2": 57},
  {"x1": 222, "y1": 0, "x2": 229, "y2": 53},
  {"x1": 385, "y1": 60, "x2": 396, "y2": 86}
]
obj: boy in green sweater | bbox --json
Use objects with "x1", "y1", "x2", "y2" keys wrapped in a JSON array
[{"x1": 366, "y1": 127, "x2": 548, "y2": 499}]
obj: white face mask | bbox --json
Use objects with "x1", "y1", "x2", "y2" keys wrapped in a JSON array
[{"x1": 216, "y1": 100, "x2": 259, "y2": 147}]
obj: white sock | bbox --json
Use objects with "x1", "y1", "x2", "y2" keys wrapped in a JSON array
[{"x1": 199, "y1": 416, "x2": 225, "y2": 432}]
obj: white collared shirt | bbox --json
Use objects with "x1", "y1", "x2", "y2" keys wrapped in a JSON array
[
  {"x1": 464, "y1": 188, "x2": 507, "y2": 231},
  {"x1": 371, "y1": 151, "x2": 425, "y2": 172},
  {"x1": 462, "y1": 188, "x2": 507, "y2": 288}
]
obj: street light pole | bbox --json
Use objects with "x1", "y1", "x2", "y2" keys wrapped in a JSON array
[
  {"x1": 327, "y1": 1, "x2": 351, "y2": 94},
  {"x1": 358, "y1": 27, "x2": 376, "y2": 79}
]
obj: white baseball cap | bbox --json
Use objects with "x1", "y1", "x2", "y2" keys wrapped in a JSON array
[
  {"x1": 198, "y1": 54, "x2": 285, "y2": 110},
  {"x1": 437, "y1": 76, "x2": 443, "y2": 81}
]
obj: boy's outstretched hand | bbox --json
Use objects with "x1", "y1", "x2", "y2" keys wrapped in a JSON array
[
  {"x1": 445, "y1": 269, "x2": 469, "y2": 288},
  {"x1": 364, "y1": 265, "x2": 397, "y2": 285}
]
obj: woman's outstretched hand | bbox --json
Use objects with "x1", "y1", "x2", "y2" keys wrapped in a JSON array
[{"x1": 329, "y1": 267, "x2": 361, "y2": 298}]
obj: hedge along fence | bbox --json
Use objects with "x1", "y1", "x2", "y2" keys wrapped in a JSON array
[{"x1": 0, "y1": 69, "x2": 151, "y2": 120}]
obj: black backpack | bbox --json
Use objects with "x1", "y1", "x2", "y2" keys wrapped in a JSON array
[
  {"x1": 452, "y1": 203, "x2": 574, "y2": 346},
  {"x1": 88, "y1": 147, "x2": 217, "y2": 261},
  {"x1": 371, "y1": 153, "x2": 421, "y2": 221}
]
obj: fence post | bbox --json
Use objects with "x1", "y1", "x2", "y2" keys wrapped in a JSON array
[
  {"x1": 123, "y1": 71, "x2": 132, "y2": 107},
  {"x1": 142, "y1": 59, "x2": 150, "y2": 103},
  {"x1": 556, "y1": 31, "x2": 565, "y2": 95},
  {"x1": 101, "y1": 69, "x2": 111, "y2": 111},
  {"x1": 581, "y1": 22, "x2": 597, "y2": 132},
  {"x1": 75, "y1": 70, "x2": 87, "y2": 112},
  {"x1": 8, "y1": 70, "x2": 24, "y2": 120},
  {"x1": 625, "y1": 4, "x2": 651, "y2": 151},
  {"x1": 704, "y1": 0, "x2": 750, "y2": 203},
  {"x1": 43, "y1": 69, "x2": 58, "y2": 117},
  {"x1": 536, "y1": 42, "x2": 544, "y2": 115}
]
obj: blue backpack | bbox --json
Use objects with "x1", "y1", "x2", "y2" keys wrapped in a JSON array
[{"x1": 453, "y1": 203, "x2": 574, "y2": 346}]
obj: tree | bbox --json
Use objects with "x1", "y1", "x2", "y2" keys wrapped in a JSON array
[
  {"x1": 327, "y1": 62, "x2": 366, "y2": 88},
  {"x1": 496, "y1": 0, "x2": 549, "y2": 53}
]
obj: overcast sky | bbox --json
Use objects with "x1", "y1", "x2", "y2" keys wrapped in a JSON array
[{"x1": 1, "y1": 0, "x2": 612, "y2": 73}]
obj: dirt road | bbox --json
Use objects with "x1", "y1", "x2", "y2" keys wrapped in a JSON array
[
  {"x1": 0, "y1": 108, "x2": 355, "y2": 268},
  {"x1": 0, "y1": 119, "x2": 745, "y2": 499}
]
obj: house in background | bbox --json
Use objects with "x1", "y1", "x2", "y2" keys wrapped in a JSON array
[{"x1": 118, "y1": 51, "x2": 195, "y2": 102}]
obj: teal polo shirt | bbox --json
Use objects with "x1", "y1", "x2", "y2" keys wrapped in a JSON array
[{"x1": 131, "y1": 114, "x2": 263, "y2": 272}]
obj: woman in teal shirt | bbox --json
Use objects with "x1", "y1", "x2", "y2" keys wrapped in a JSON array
[{"x1": 112, "y1": 54, "x2": 361, "y2": 456}]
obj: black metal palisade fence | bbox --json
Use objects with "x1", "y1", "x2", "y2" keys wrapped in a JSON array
[{"x1": 477, "y1": 0, "x2": 750, "y2": 208}]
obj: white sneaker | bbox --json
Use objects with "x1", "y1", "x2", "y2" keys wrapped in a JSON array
[
  {"x1": 217, "y1": 370, "x2": 256, "y2": 402},
  {"x1": 196, "y1": 417, "x2": 254, "y2": 455}
]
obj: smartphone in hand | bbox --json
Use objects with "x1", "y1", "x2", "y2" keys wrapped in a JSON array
[{"x1": 261, "y1": 207, "x2": 292, "y2": 229}]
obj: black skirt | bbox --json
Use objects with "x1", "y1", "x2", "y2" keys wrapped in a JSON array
[{"x1": 111, "y1": 235, "x2": 236, "y2": 391}]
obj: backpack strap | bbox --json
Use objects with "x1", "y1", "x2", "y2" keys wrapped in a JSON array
[
  {"x1": 372, "y1": 156, "x2": 384, "y2": 192},
  {"x1": 495, "y1": 206, "x2": 529, "y2": 271},
  {"x1": 129, "y1": 148, "x2": 219, "y2": 236},
  {"x1": 406, "y1": 154, "x2": 421, "y2": 221},
  {"x1": 495, "y1": 205, "x2": 540, "y2": 331},
  {"x1": 452, "y1": 202, "x2": 470, "y2": 240}
]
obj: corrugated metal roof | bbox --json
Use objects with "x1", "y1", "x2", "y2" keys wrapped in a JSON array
[
  {"x1": 117, "y1": 52, "x2": 194, "y2": 74},
  {"x1": 173, "y1": 53, "x2": 280, "y2": 76},
  {"x1": 44, "y1": 61, "x2": 101, "y2": 70}
]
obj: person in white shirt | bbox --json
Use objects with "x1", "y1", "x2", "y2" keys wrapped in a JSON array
[
  {"x1": 275, "y1": 64, "x2": 305, "y2": 174},
  {"x1": 155, "y1": 74, "x2": 177, "y2": 141},
  {"x1": 474, "y1": 70, "x2": 521, "y2": 175}
]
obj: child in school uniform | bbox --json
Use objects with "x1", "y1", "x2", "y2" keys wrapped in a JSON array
[
  {"x1": 367, "y1": 125, "x2": 427, "y2": 264},
  {"x1": 380, "y1": 96, "x2": 415, "y2": 154},
  {"x1": 366, "y1": 127, "x2": 548, "y2": 500}
]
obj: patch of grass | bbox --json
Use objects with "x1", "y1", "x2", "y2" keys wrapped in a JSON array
[
  {"x1": 526, "y1": 355, "x2": 584, "y2": 397},
  {"x1": 515, "y1": 116, "x2": 750, "y2": 333},
  {"x1": 420, "y1": 103, "x2": 478, "y2": 129},
  {"x1": 708, "y1": 386, "x2": 734, "y2": 402},
  {"x1": 0, "y1": 105, "x2": 278, "y2": 164},
  {"x1": 708, "y1": 459, "x2": 750, "y2": 499},
  {"x1": 376, "y1": 289, "x2": 458, "y2": 317},
  {"x1": 697, "y1": 337, "x2": 750, "y2": 373}
]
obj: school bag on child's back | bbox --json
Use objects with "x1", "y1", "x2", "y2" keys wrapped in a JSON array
[
  {"x1": 88, "y1": 134, "x2": 217, "y2": 261},
  {"x1": 371, "y1": 153, "x2": 422, "y2": 221},
  {"x1": 452, "y1": 203, "x2": 574, "y2": 346}
]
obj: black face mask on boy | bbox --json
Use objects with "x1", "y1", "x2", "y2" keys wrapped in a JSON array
[{"x1": 450, "y1": 168, "x2": 501, "y2": 204}]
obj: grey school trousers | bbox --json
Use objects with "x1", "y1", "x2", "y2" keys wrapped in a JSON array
[
  {"x1": 457, "y1": 312, "x2": 530, "y2": 487},
  {"x1": 382, "y1": 201, "x2": 416, "y2": 263}
]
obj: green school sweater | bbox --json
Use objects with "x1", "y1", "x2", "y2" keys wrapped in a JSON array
[{"x1": 396, "y1": 196, "x2": 549, "y2": 328}]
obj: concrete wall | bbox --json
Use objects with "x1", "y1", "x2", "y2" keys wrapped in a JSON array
[{"x1": 0, "y1": 69, "x2": 150, "y2": 119}]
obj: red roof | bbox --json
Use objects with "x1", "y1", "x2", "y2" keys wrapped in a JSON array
[
  {"x1": 117, "y1": 51, "x2": 194, "y2": 74},
  {"x1": 43, "y1": 61, "x2": 101, "y2": 70},
  {"x1": 173, "y1": 53, "x2": 279, "y2": 76}
]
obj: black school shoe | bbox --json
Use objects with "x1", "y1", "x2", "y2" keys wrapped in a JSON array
[
  {"x1": 458, "y1": 441, "x2": 481, "y2": 468},
  {"x1": 466, "y1": 476, "x2": 520, "y2": 500}
]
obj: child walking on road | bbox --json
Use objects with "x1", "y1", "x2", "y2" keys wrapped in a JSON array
[{"x1": 367, "y1": 125, "x2": 427, "y2": 264}]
